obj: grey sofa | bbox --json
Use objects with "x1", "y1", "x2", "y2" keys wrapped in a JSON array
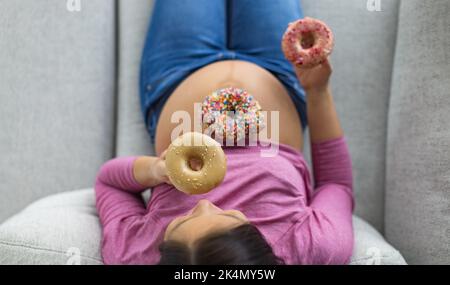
[{"x1": 0, "y1": 0, "x2": 448, "y2": 265}]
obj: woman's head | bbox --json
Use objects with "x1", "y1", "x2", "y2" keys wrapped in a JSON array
[{"x1": 159, "y1": 199, "x2": 282, "y2": 264}]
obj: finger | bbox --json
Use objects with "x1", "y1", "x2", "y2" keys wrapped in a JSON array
[
  {"x1": 160, "y1": 149, "x2": 168, "y2": 159},
  {"x1": 320, "y1": 56, "x2": 332, "y2": 67},
  {"x1": 320, "y1": 57, "x2": 330, "y2": 67},
  {"x1": 294, "y1": 61, "x2": 320, "y2": 73},
  {"x1": 294, "y1": 65, "x2": 307, "y2": 77},
  {"x1": 320, "y1": 57, "x2": 333, "y2": 74},
  {"x1": 157, "y1": 162, "x2": 172, "y2": 185},
  {"x1": 157, "y1": 159, "x2": 167, "y2": 174},
  {"x1": 164, "y1": 176, "x2": 173, "y2": 185}
]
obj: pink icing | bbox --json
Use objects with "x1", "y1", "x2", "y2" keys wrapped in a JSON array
[{"x1": 282, "y1": 17, "x2": 334, "y2": 68}]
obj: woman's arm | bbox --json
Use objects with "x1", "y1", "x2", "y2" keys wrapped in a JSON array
[
  {"x1": 295, "y1": 58, "x2": 352, "y2": 189},
  {"x1": 95, "y1": 155, "x2": 169, "y2": 264},
  {"x1": 291, "y1": 60, "x2": 354, "y2": 264},
  {"x1": 301, "y1": 140, "x2": 354, "y2": 264},
  {"x1": 95, "y1": 154, "x2": 170, "y2": 226},
  {"x1": 295, "y1": 58, "x2": 343, "y2": 143},
  {"x1": 306, "y1": 86, "x2": 343, "y2": 142}
]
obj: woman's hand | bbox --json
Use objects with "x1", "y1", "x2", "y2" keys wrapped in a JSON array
[
  {"x1": 152, "y1": 150, "x2": 172, "y2": 185},
  {"x1": 294, "y1": 58, "x2": 332, "y2": 94},
  {"x1": 133, "y1": 151, "x2": 172, "y2": 187}
]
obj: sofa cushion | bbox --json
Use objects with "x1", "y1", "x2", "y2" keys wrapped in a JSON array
[
  {"x1": 115, "y1": 0, "x2": 155, "y2": 157},
  {"x1": 385, "y1": 0, "x2": 450, "y2": 264},
  {"x1": 301, "y1": 0, "x2": 400, "y2": 232},
  {"x1": 0, "y1": 190, "x2": 103, "y2": 265},
  {"x1": 0, "y1": 0, "x2": 116, "y2": 222},
  {"x1": 0, "y1": 189, "x2": 405, "y2": 265}
]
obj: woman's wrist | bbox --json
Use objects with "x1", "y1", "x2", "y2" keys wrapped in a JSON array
[
  {"x1": 305, "y1": 85, "x2": 331, "y2": 102},
  {"x1": 306, "y1": 84, "x2": 343, "y2": 143}
]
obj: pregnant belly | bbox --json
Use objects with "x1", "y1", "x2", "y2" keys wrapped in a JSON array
[{"x1": 155, "y1": 60, "x2": 303, "y2": 155}]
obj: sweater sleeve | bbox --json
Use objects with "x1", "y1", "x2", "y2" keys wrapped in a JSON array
[
  {"x1": 292, "y1": 137, "x2": 354, "y2": 264},
  {"x1": 311, "y1": 136, "x2": 353, "y2": 190},
  {"x1": 94, "y1": 156, "x2": 148, "y2": 227},
  {"x1": 309, "y1": 136, "x2": 354, "y2": 210},
  {"x1": 95, "y1": 157, "x2": 165, "y2": 264}
]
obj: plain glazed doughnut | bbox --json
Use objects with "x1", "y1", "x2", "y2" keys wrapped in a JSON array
[
  {"x1": 282, "y1": 17, "x2": 334, "y2": 68},
  {"x1": 202, "y1": 87, "x2": 265, "y2": 143},
  {"x1": 165, "y1": 132, "x2": 227, "y2": 195}
]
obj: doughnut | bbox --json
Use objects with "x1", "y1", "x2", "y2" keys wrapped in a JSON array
[
  {"x1": 282, "y1": 17, "x2": 334, "y2": 68},
  {"x1": 201, "y1": 87, "x2": 265, "y2": 143},
  {"x1": 165, "y1": 132, "x2": 227, "y2": 195}
]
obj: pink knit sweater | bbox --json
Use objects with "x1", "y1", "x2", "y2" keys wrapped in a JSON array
[{"x1": 95, "y1": 137, "x2": 354, "y2": 264}]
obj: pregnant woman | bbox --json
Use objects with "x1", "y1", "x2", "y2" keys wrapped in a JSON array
[{"x1": 95, "y1": 0, "x2": 354, "y2": 264}]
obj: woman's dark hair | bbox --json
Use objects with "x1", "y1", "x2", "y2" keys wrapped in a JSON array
[{"x1": 158, "y1": 223, "x2": 283, "y2": 265}]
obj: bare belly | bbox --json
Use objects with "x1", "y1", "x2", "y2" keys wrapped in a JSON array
[{"x1": 155, "y1": 60, "x2": 303, "y2": 155}]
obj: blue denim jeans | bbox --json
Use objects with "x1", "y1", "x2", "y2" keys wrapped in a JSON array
[{"x1": 140, "y1": 0, "x2": 306, "y2": 142}]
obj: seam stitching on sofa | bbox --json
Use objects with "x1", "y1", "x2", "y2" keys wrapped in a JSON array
[
  {"x1": 349, "y1": 250, "x2": 402, "y2": 264},
  {"x1": 0, "y1": 240, "x2": 103, "y2": 263},
  {"x1": 383, "y1": 0, "x2": 403, "y2": 236},
  {"x1": 112, "y1": 0, "x2": 120, "y2": 157}
]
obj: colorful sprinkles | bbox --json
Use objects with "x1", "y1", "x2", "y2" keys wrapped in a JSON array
[
  {"x1": 282, "y1": 17, "x2": 334, "y2": 68},
  {"x1": 202, "y1": 87, "x2": 265, "y2": 143}
]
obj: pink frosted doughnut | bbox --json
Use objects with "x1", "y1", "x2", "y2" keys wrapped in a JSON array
[{"x1": 282, "y1": 17, "x2": 334, "y2": 68}]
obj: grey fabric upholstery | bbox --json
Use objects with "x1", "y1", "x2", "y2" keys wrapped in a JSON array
[
  {"x1": 385, "y1": 0, "x2": 450, "y2": 264},
  {"x1": 0, "y1": 189, "x2": 406, "y2": 265},
  {"x1": 1, "y1": 0, "x2": 448, "y2": 265},
  {"x1": 0, "y1": 190, "x2": 103, "y2": 265},
  {"x1": 351, "y1": 216, "x2": 406, "y2": 265},
  {"x1": 0, "y1": 0, "x2": 116, "y2": 222},
  {"x1": 116, "y1": 0, "x2": 155, "y2": 157}
]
